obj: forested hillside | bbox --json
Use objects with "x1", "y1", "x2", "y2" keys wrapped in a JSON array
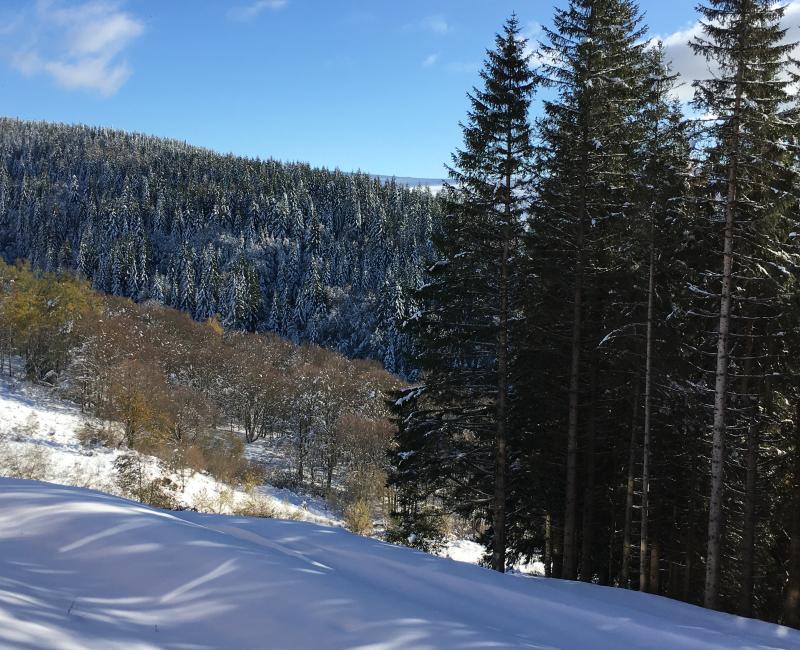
[
  {"x1": 0, "y1": 260, "x2": 398, "y2": 529},
  {"x1": 0, "y1": 118, "x2": 440, "y2": 374}
]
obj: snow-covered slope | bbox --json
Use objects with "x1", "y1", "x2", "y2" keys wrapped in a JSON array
[
  {"x1": 1, "y1": 479, "x2": 797, "y2": 650},
  {"x1": 0, "y1": 370, "x2": 336, "y2": 525}
]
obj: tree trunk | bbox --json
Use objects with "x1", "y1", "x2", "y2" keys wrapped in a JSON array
[
  {"x1": 603, "y1": 510, "x2": 614, "y2": 586},
  {"x1": 705, "y1": 64, "x2": 742, "y2": 611},
  {"x1": 563, "y1": 7, "x2": 596, "y2": 581},
  {"x1": 491, "y1": 141, "x2": 514, "y2": 574},
  {"x1": 297, "y1": 424, "x2": 305, "y2": 484},
  {"x1": 649, "y1": 540, "x2": 660, "y2": 595},
  {"x1": 622, "y1": 381, "x2": 641, "y2": 588},
  {"x1": 640, "y1": 220, "x2": 656, "y2": 593},
  {"x1": 683, "y1": 477, "x2": 696, "y2": 602},
  {"x1": 739, "y1": 325, "x2": 757, "y2": 618},
  {"x1": 739, "y1": 421, "x2": 758, "y2": 616},
  {"x1": 580, "y1": 362, "x2": 598, "y2": 582},
  {"x1": 563, "y1": 164, "x2": 587, "y2": 582},
  {"x1": 492, "y1": 235, "x2": 509, "y2": 572},
  {"x1": 667, "y1": 505, "x2": 680, "y2": 599},
  {"x1": 553, "y1": 525, "x2": 563, "y2": 579},
  {"x1": 545, "y1": 512, "x2": 553, "y2": 578},
  {"x1": 783, "y1": 402, "x2": 800, "y2": 628}
]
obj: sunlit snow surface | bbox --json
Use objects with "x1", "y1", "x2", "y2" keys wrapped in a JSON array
[
  {"x1": 1, "y1": 479, "x2": 798, "y2": 649},
  {"x1": 441, "y1": 539, "x2": 545, "y2": 575}
]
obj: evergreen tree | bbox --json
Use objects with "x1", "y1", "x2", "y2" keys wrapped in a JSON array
[
  {"x1": 196, "y1": 244, "x2": 221, "y2": 321},
  {"x1": 530, "y1": 0, "x2": 648, "y2": 581},
  {"x1": 396, "y1": 15, "x2": 536, "y2": 572},
  {"x1": 690, "y1": 0, "x2": 796, "y2": 610},
  {"x1": 630, "y1": 44, "x2": 692, "y2": 593}
]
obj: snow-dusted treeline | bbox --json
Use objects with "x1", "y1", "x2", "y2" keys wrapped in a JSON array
[{"x1": 0, "y1": 118, "x2": 440, "y2": 375}]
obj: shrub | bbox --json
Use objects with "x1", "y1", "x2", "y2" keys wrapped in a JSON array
[
  {"x1": 344, "y1": 499, "x2": 373, "y2": 536},
  {"x1": 76, "y1": 422, "x2": 120, "y2": 448},
  {"x1": 0, "y1": 262, "x2": 98, "y2": 382},
  {"x1": 0, "y1": 443, "x2": 52, "y2": 481},
  {"x1": 239, "y1": 463, "x2": 267, "y2": 489},
  {"x1": 264, "y1": 469, "x2": 301, "y2": 491},
  {"x1": 189, "y1": 486, "x2": 237, "y2": 515},
  {"x1": 234, "y1": 489, "x2": 276, "y2": 518},
  {"x1": 66, "y1": 461, "x2": 113, "y2": 492},
  {"x1": 193, "y1": 430, "x2": 249, "y2": 484},
  {"x1": 138, "y1": 476, "x2": 178, "y2": 510},
  {"x1": 384, "y1": 506, "x2": 446, "y2": 554},
  {"x1": 181, "y1": 445, "x2": 209, "y2": 473},
  {"x1": 216, "y1": 487, "x2": 236, "y2": 513},
  {"x1": 189, "y1": 487, "x2": 216, "y2": 513},
  {"x1": 113, "y1": 453, "x2": 177, "y2": 510}
]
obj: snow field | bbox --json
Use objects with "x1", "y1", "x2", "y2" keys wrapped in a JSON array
[{"x1": 1, "y1": 478, "x2": 798, "y2": 649}]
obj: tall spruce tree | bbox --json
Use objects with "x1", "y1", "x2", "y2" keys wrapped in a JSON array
[
  {"x1": 690, "y1": 0, "x2": 796, "y2": 610},
  {"x1": 628, "y1": 44, "x2": 693, "y2": 593},
  {"x1": 774, "y1": 271, "x2": 800, "y2": 625},
  {"x1": 780, "y1": 123, "x2": 800, "y2": 626},
  {"x1": 531, "y1": 0, "x2": 648, "y2": 581},
  {"x1": 395, "y1": 15, "x2": 535, "y2": 572}
]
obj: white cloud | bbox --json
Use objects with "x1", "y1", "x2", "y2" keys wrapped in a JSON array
[
  {"x1": 227, "y1": 0, "x2": 288, "y2": 22},
  {"x1": 654, "y1": 22, "x2": 710, "y2": 101},
  {"x1": 657, "y1": 1, "x2": 800, "y2": 102},
  {"x1": 68, "y1": 12, "x2": 142, "y2": 57},
  {"x1": 422, "y1": 53, "x2": 439, "y2": 68},
  {"x1": 44, "y1": 57, "x2": 132, "y2": 95},
  {"x1": 7, "y1": 0, "x2": 144, "y2": 96},
  {"x1": 0, "y1": 12, "x2": 24, "y2": 36},
  {"x1": 446, "y1": 61, "x2": 479, "y2": 75},
  {"x1": 522, "y1": 21, "x2": 542, "y2": 41},
  {"x1": 521, "y1": 21, "x2": 543, "y2": 60},
  {"x1": 421, "y1": 14, "x2": 450, "y2": 35}
]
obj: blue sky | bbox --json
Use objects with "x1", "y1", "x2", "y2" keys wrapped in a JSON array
[{"x1": 0, "y1": 0, "x2": 782, "y2": 178}]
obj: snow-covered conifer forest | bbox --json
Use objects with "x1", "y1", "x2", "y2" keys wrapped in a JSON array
[
  {"x1": 2, "y1": 0, "x2": 800, "y2": 647},
  {"x1": 0, "y1": 117, "x2": 440, "y2": 376}
]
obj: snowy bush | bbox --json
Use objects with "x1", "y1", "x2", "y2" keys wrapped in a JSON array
[
  {"x1": 0, "y1": 443, "x2": 52, "y2": 481},
  {"x1": 9, "y1": 413, "x2": 39, "y2": 439},
  {"x1": 384, "y1": 506, "x2": 446, "y2": 554},
  {"x1": 114, "y1": 453, "x2": 177, "y2": 510},
  {"x1": 65, "y1": 462, "x2": 115, "y2": 493},
  {"x1": 234, "y1": 489, "x2": 276, "y2": 519},
  {"x1": 190, "y1": 486, "x2": 236, "y2": 515},
  {"x1": 76, "y1": 422, "x2": 120, "y2": 448},
  {"x1": 344, "y1": 499, "x2": 373, "y2": 535}
]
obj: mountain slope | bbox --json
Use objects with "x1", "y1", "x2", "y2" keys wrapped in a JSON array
[
  {"x1": 0, "y1": 367, "x2": 337, "y2": 525},
  {"x1": 1, "y1": 478, "x2": 797, "y2": 650},
  {"x1": 0, "y1": 118, "x2": 440, "y2": 374}
]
